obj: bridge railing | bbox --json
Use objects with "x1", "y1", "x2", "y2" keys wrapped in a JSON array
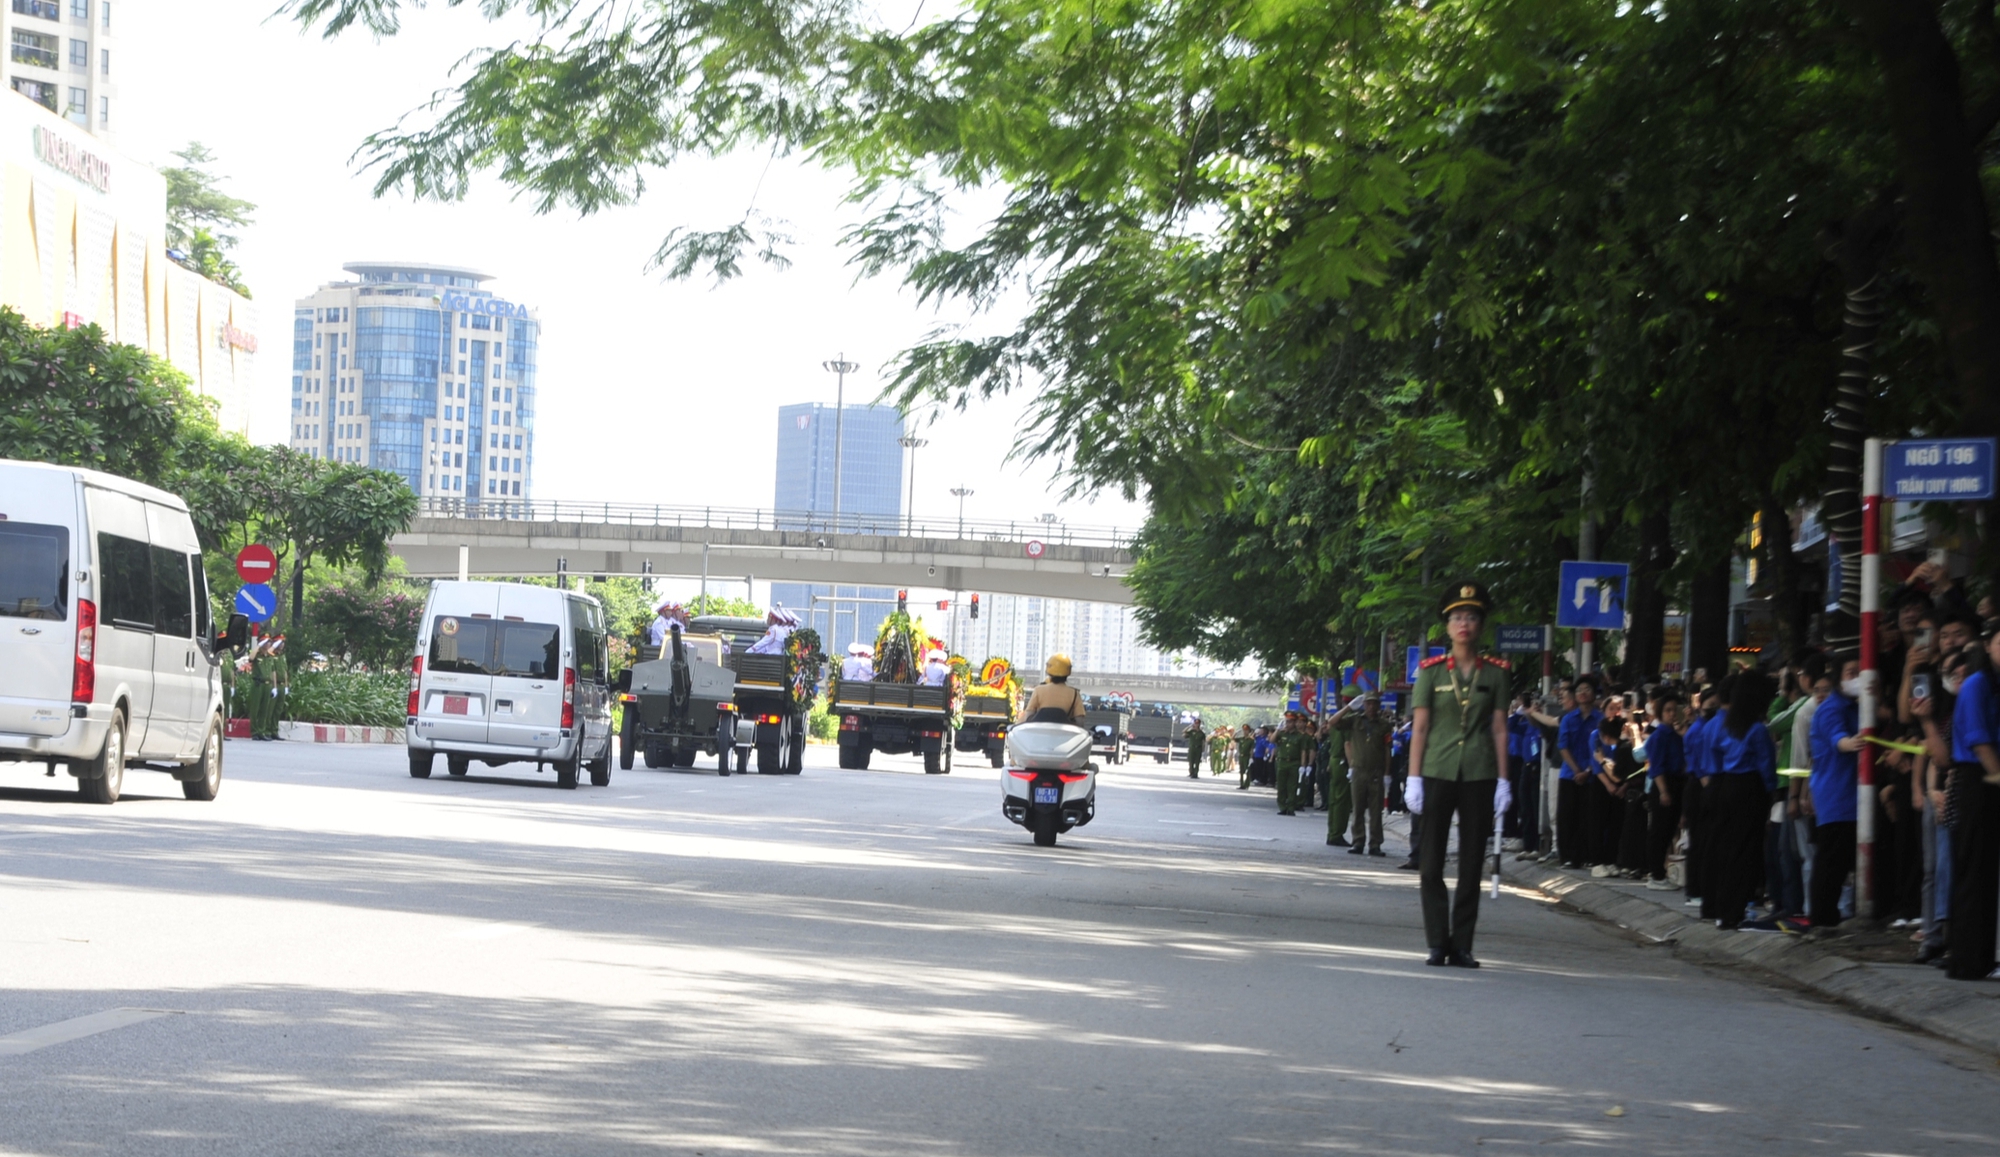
[{"x1": 412, "y1": 497, "x2": 1137, "y2": 549}]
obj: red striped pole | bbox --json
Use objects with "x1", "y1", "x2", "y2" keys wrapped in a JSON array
[{"x1": 1857, "y1": 437, "x2": 1882, "y2": 919}]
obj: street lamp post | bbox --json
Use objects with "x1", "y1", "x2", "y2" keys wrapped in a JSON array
[
  {"x1": 951, "y1": 486, "x2": 975, "y2": 538},
  {"x1": 822, "y1": 355, "x2": 859, "y2": 534},
  {"x1": 899, "y1": 435, "x2": 928, "y2": 535}
]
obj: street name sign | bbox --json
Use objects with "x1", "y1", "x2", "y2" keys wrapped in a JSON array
[
  {"x1": 1556, "y1": 561, "x2": 1629, "y2": 631},
  {"x1": 1883, "y1": 438, "x2": 1996, "y2": 501},
  {"x1": 1495, "y1": 624, "x2": 1548, "y2": 654},
  {"x1": 234, "y1": 583, "x2": 275, "y2": 623}
]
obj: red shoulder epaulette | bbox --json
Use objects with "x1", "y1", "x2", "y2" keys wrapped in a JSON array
[
  {"x1": 1486, "y1": 656, "x2": 1511, "y2": 670},
  {"x1": 1418, "y1": 654, "x2": 1449, "y2": 670}
]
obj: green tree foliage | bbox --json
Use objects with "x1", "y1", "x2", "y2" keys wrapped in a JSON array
[
  {"x1": 161, "y1": 143, "x2": 256, "y2": 298},
  {"x1": 286, "y1": 0, "x2": 1999, "y2": 678},
  {"x1": 294, "y1": 582, "x2": 427, "y2": 670}
]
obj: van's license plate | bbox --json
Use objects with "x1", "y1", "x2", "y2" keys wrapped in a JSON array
[
  {"x1": 1033, "y1": 786, "x2": 1060, "y2": 805},
  {"x1": 443, "y1": 695, "x2": 469, "y2": 715}
]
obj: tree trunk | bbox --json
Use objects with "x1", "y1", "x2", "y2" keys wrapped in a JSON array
[
  {"x1": 1624, "y1": 505, "x2": 1675, "y2": 680},
  {"x1": 1686, "y1": 557, "x2": 1731, "y2": 683},
  {"x1": 1846, "y1": 0, "x2": 2000, "y2": 438},
  {"x1": 1759, "y1": 494, "x2": 1810, "y2": 661}
]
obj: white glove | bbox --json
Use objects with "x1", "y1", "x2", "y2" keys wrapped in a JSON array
[
  {"x1": 1494, "y1": 778, "x2": 1513, "y2": 819},
  {"x1": 1406, "y1": 777, "x2": 1424, "y2": 815}
]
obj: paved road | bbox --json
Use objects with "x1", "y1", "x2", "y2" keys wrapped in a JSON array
[{"x1": 0, "y1": 743, "x2": 1994, "y2": 1156}]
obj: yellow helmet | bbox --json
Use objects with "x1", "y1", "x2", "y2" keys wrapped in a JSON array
[{"x1": 1046, "y1": 653, "x2": 1073, "y2": 678}]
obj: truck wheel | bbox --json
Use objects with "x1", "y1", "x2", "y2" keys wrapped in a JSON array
[
  {"x1": 735, "y1": 745, "x2": 750, "y2": 774},
  {"x1": 78, "y1": 713, "x2": 126, "y2": 805},
  {"x1": 643, "y1": 742, "x2": 663, "y2": 770},
  {"x1": 756, "y1": 738, "x2": 780, "y2": 773},
  {"x1": 859, "y1": 745, "x2": 873, "y2": 771},
  {"x1": 409, "y1": 748, "x2": 434, "y2": 778},
  {"x1": 923, "y1": 748, "x2": 944, "y2": 775},
  {"x1": 182, "y1": 718, "x2": 223, "y2": 801},
  {"x1": 619, "y1": 734, "x2": 635, "y2": 771},
  {"x1": 989, "y1": 751, "x2": 1003, "y2": 768},
  {"x1": 786, "y1": 729, "x2": 805, "y2": 774},
  {"x1": 718, "y1": 746, "x2": 732, "y2": 776},
  {"x1": 619, "y1": 713, "x2": 637, "y2": 770},
  {"x1": 448, "y1": 755, "x2": 470, "y2": 777}
]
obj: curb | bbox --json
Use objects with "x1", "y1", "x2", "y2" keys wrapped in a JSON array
[
  {"x1": 272, "y1": 722, "x2": 407, "y2": 745},
  {"x1": 1500, "y1": 856, "x2": 2000, "y2": 1058}
]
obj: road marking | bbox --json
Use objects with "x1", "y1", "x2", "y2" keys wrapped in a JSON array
[
  {"x1": 1190, "y1": 833, "x2": 1278, "y2": 841},
  {"x1": 0, "y1": 1008, "x2": 180, "y2": 1057}
]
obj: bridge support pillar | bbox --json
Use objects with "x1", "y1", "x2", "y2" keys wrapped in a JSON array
[{"x1": 457, "y1": 545, "x2": 469, "y2": 582}]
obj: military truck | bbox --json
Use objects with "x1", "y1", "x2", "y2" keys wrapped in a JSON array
[
  {"x1": 1081, "y1": 703, "x2": 1132, "y2": 765},
  {"x1": 833, "y1": 679, "x2": 957, "y2": 773},
  {"x1": 617, "y1": 627, "x2": 741, "y2": 774},
  {"x1": 691, "y1": 615, "x2": 818, "y2": 775},
  {"x1": 1129, "y1": 709, "x2": 1178, "y2": 763},
  {"x1": 955, "y1": 694, "x2": 1014, "y2": 767}
]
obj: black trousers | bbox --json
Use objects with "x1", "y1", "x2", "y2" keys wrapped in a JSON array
[
  {"x1": 1618, "y1": 792, "x2": 1650, "y2": 874},
  {"x1": 1811, "y1": 819, "x2": 1856, "y2": 927},
  {"x1": 1948, "y1": 770, "x2": 2000, "y2": 980},
  {"x1": 1647, "y1": 781, "x2": 1682, "y2": 881},
  {"x1": 1418, "y1": 776, "x2": 1497, "y2": 955},
  {"x1": 1682, "y1": 774, "x2": 1708, "y2": 902},
  {"x1": 1706, "y1": 774, "x2": 1768, "y2": 928},
  {"x1": 1557, "y1": 778, "x2": 1583, "y2": 865},
  {"x1": 1515, "y1": 757, "x2": 1543, "y2": 852},
  {"x1": 1589, "y1": 780, "x2": 1622, "y2": 866}
]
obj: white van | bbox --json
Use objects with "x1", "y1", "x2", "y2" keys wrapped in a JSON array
[
  {"x1": 406, "y1": 580, "x2": 614, "y2": 788},
  {"x1": 0, "y1": 460, "x2": 247, "y2": 804}
]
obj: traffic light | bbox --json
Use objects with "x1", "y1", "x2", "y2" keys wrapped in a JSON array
[
  {"x1": 970, "y1": 594, "x2": 980, "y2": 620},
  {"x1": 641, "y1": 559, "x2": 654, "y2": 594},
  {"x1": 897, "y1": 590, "x2": 907, "y2": 613},
  {"x1": 556, "y1": 557, "x2": 568, "y2": 590},
  {"x1": 936, "y1": 600, "x2": 950, "y2": 611}
]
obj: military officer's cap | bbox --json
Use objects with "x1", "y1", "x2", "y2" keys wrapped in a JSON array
[{"x1": 1439, "y1": 580, "x2": 1492, "y2": 619}]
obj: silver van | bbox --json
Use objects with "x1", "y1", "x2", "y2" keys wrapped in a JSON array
[
  {"x1": 0, "y1": 460, "x2": 247, "y2": 804},
  {"x1": 406, "y1": 580, "x2": 614, "y2": 788}
]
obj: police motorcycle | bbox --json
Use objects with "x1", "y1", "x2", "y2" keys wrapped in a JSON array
[{"x1": 999, "y1": 655, "x2": 1098, "y2": 847}]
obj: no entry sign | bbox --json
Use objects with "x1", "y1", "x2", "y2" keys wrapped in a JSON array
[{"x1": 235, "y1": 544, "x2": 277, "y2": 584}]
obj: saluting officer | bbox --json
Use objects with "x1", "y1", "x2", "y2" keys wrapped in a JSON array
[{"x1": 1408, "y1": 581, "x2": 1513, "y2": 968}]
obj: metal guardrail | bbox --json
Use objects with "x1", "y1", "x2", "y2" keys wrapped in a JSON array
[{"x1": 410, "y1": 497, "x2": 1136, "y2": 550}]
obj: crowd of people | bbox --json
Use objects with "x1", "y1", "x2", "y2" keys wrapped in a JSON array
[{"x1": 1172, "y1": 569, "x2": 2000, "y2": 982}]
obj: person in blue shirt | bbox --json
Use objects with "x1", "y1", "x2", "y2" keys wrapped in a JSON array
[
  {"x1": 1947, "y1": 631, "x2": 2000, "y2": 979},
  {"x1": 1682, "y1": 684, "x2": 1724, "y2": 914},
  {"x1": 1809, "y1": 657, "x2": 1864, "y2": 929},
  {"x1": 1505, "y1": 695, "x2": 1543, "y2": 853},
  {"x1": 1556, "y1": 680, "x2": 1604, "y2": 869},
  {"x1": 1248, "y1": 725, "x2": 1276, "y2": 789},
  {"x1": 1706, "y1": 670, "x2": 1779, "y2": 929},
  {"x1": 1643, "y1": 689, "x2": 1687, "y2": 890}
]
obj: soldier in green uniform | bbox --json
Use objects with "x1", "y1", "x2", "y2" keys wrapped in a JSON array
[
  {"x1": 1184, "y1": 717, "x2": 1206, "y2": 779},
  {"x1": 1322, "y1": 715, "x2": 1353, "y2": 835},
  {"x1": 1336, "y1": 692, "x2": 1393, "y2": 854},
  {"x1": 1274, "y1": 713, "x2": 1307, "y2": 815},
  {"x1": 1235, "y1": 725, "x2": 1256, "y2": 790},
  {"x1": 1408, "y1": 581, "x2": 1513, "y2": 968}
]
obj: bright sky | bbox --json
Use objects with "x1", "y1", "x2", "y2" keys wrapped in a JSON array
[{"x1": 119, "y1": 0, "x2": 1148, "y2": 535}]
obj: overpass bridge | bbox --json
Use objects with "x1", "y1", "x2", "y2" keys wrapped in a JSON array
[
  {"x1": 1029, "y1": 671, "x2": 1281, "y2": 709},
  {"x1": 388, "y1": 498, "x2": 1138, "y2": 605}
]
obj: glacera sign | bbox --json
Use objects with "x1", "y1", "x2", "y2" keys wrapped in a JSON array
[
  {"x1": 32, "y1": 126, "x2": 109, "y2": 193},
  {"x1": 439, "y1": 291, "x2": 530, "y2": 319}
]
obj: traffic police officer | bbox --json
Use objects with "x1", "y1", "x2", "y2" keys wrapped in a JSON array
[{"x1": 1408, "y1": 581, "x2": 1513, "y2": 967}]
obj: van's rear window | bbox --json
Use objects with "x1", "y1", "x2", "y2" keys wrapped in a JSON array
[
  {"x1": 428, "y1": 616, "x2": 560, "y2": 678},
  {"x1": 0, "y1": 522, "x2": 68, "y2": 621}
]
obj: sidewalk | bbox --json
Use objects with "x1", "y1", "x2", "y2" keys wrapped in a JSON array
[{"x1": 1365, "y1": 810, "x2": 2000, "y2": 1056}]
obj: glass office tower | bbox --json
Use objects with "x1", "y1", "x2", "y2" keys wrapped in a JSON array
[
  {"x1": 290, "y1": 262, "x2": 540, "y2": 500},
  {"x1": 770, "y1": 402, "x2": 905, "y2": 655}
]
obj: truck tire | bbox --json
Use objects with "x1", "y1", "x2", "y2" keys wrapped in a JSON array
[
  {"x1": 989, "y1": 750, "x2": 1003, "y2": 768},
  {"x1": 409, "y1": 749, "x2": 434, "y2": 778},
  {"x1": 786, "y1": 729, "x2": 805, "y2": 774},
  {"x1": 644, "y1": 742, "x2": 664, "y2": 769},
  {"x1": 756, "y1": 737, "x2": 780, "y2": 773},
  {"x1": 619, "y1": 713, "x2": 636, "y2": 770},
  {"x1": 923, "y1": 747, "x2": 944, "y2": 775},
  {"x1": 182, "y1": 718, "x2": 223, "y2": 801},
  {"x1": 735, "y1": 745, "x2": 750, "y2": 774},
  {"x1": 859, "y1": 745, "x2": 872, "y2": 771},
  {"x1": 77, "y1": 712, "x2": 125, "y2": 805}
]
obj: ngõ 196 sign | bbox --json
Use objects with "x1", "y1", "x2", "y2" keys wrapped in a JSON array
[{"x1": 1884, "y1": 438, "x2": 1996, "y2": 502}]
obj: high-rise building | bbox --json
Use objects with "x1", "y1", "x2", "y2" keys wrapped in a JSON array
[
  {"x1": 3, "y1": 0, "x2": 118, "y2": 139},
  {"x1": 770, "y1": 402, "x2": 905, "y2": 655},
  {"x1": 290, "y1": 262, "x2": 540, "y2": 500}
]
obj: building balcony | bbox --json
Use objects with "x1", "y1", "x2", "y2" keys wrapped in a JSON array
[{"x1": 11, "y1": 0, "x2": 60, "y2": 20}]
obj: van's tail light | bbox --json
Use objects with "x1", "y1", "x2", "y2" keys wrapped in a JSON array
[
  {"x1": 71, "y1": 598, "x2": 96, "y2": 703},
  {"x1": 407, "y1": 655, "x2": 423, "y2": 716},
  {"x1": 561, "y1": 667, "x2": 576, "y2": 729}
]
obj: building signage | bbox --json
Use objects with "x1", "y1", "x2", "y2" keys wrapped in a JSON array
[
  {"x1": 31, "y1": 126, "x2": 110, "y2": 192},
  {"x1": 439, "y1": 291, "x2": 530, "y2": 320},
  {"x1": 219, "y1": 323, "x2": 258, "y2": 353},
  {"x1": 1883, "y1": 437, "x2": 1996, "y2": 501}
]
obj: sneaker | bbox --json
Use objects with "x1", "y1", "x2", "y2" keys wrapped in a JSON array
[
  {"x1": 1683, "y1": 898, "x2": 1704, "y2": 908},
  {"x1": 1778, "y1": 917, "x2": 1811, "y2": 935},
  {"x1": 1645, "y1": 878, "x2": 1676, "y2": 891},
  {"x1": 1514, "y1": 851, "x2": 1540, "y2": 863},
  {"x1": 1739, "y1": 918, "x2": 1781, "y2": 932},
  {"x1": 1888, "y1": 918, "x2": 1912, "y2": 930},
  {"x1": 1589, "y1": 865, "x2": 1615, "y2": 878},
  {"x1": 1502, "y1": 838, "x2": 1524, "y2": 852}
]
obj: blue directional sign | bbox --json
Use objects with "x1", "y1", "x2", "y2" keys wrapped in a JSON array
[
  {"x1": 234, "y1": 583, "x2": 276, "y2": 623},
  {"x1": 1495, "y1": 624, "x2": 1549, "y2": 654},
  {"x1": 1884, "y1": 438, "x2": 1997, "y2": 502},
  {"x1": 1405, "y1": 645, "x2": 1445, "y2": 683},
  {"x1": 1556, "y1": 561, "x2": 1629, "y2": 631}
]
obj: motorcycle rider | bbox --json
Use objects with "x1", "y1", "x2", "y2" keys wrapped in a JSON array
[{"x1": 1019, "y1": 654, "x2": 1088, "y2": 724}]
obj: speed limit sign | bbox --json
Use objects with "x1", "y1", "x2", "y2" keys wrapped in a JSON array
[{"x1": 1024, "y1": 539, "x2": 1046, "y2": 559}]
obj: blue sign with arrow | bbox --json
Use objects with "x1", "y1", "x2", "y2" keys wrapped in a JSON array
[
  {"x1": 1556, "y1": 561, "x2": 1629, "y2": 631},
  {"x1": 234, "y1": 583, "x2": 276, "y2": 623},
  {"x1": 1405, "y1": 645, "x2": 1445, "y2": 683}
]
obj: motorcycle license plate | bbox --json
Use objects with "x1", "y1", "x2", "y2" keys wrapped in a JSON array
[{"x1": 1033, "y1": 786, "x2": 1060, "y2": 805}]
